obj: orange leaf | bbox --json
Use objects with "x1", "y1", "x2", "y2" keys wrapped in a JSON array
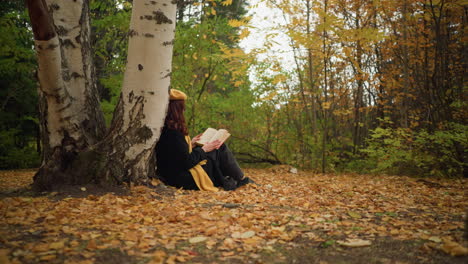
[{"x1": 86, "y1": 239, "x2": 97, "y2": 250}]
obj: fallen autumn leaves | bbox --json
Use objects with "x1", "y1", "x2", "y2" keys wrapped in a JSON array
[{"x1": 0, "y1": 167, "x2": 467, "y2": 264}]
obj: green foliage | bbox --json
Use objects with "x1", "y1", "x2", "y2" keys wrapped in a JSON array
[
  {"x1": 0, "y1": 7, "x2": 39, "y2": 169},
  {"x1": 359, "y1": 123, "x2": 467, "y2": 177},
  {"x1": 90, "y1": 0, "x2": 130, "y2": 125},
  {"x1": 0, "y1": 129, "x2": 40, "y2": 170},
  {"x1": 100, "y1": 74, "x2": 124, "y2": 126}
]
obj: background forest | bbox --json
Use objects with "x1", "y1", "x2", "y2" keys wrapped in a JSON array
[{"x1": 1, "y1": 0, "x2": 466, "y2": 178}]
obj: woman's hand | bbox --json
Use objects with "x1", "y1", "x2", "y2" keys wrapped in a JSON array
[
  {"x1": 191, "y1": 134, "x2": 202, "y2": 148},
  {"x1": 202, "y1": 140, "x2": 222, "y2": 152}
]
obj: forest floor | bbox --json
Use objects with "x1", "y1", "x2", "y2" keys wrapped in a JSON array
[{"x1": 0, "y1": 167, "x2": 467, "y2": 264}]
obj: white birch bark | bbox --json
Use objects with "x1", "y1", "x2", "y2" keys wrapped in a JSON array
[
  {"x1": 34, "y1": 0, "x2": 104, "y2": 160},
  {"x1": 102, "y1": 0, "x2": 177, "y2": 184},
  {"x1": 45, "y1": 0, "x2": 105, "y2": 144},
  {"x1": 29, "y1": 0, "x2": 105, "y2": 189},
  {"x1": 35, "y1": 37, "x2": 79, "y2": 150}
]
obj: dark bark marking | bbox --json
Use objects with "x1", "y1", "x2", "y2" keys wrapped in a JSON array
[
  {"x1": 150, "y1": 1, "x2": 157, "y2": 5},
  {"x1": 148, "y1": 91, "x2": 155, "y2": 95},
  {"x1": 163, "y1": 40, "x2": 174, "y2": 46},
  {"x1": 47, "y1": 44, "x2": 58, "y2": 50},
  {"x1": 141, "y1": 11, "x2": 173, "y2": 25},
  {"x1": 144, "y1": 33, "x2": 154, "y2": 38},
  {"x1": 163, "y1": 72, "x2": 171, "y2": 79},
  {"x1": 163, "y1": 3, "x2": 167, "y2": 6},
  {"x1": 62, "y1": 71, "x2": 71, "y2": 81},
  {"x1": 137, "y1": 125, "x2": 153, "y2": 142},
  {"x1": 50, "y1": 3, "x2": 60, "y2": 10},
  {"x1": 56, "y1": 26, "x2": 68, "y2": 36},
  {"x1": 75, "y1": 35, "x2": 81, "y2": 44},
  {"x1": 59, "y1": 116, "x2": 73, "y2": 122},
  {"x1": 58, "y1": 101, "x2": 72, "y2": 112},
  {"x1": 61, "y1": 39, "x2": 76, "y2": 49},
  {"x1": 71, "y1": 72, "x2": 83, "y2": 79},
  {"x1": 129, "y1": 91, "x2": 134, "y2": 103},
  {"x1": 129, "y1": 29, "x2": 138, "y2": 37},
  {"x1": 138, "y1": 64, "x2": 144, "y2": 71}
]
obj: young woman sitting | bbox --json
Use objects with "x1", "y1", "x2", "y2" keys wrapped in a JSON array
[{"x1": 154, "y1": 89, "x2": 254, "y2": 191}]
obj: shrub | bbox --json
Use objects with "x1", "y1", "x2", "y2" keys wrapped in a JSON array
[{"x1": 360, "y1": 123, "x2": 467, "y2": 177}]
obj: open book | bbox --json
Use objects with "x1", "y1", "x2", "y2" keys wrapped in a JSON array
[{"x1": 195, "y1": 128, "x2": 231, "y2": 146}]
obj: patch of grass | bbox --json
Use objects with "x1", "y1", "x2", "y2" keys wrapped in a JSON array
[
  {"x1": 375, "y1": 211, "x2": 398, "y2": 217},
  {"x1": 320, "y1": 240, "x2": 336, "y2": 248}
]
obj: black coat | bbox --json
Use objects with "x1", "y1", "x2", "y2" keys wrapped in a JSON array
[{"x1": 155, "y1": 127, "x2": 223, "y2": 189}]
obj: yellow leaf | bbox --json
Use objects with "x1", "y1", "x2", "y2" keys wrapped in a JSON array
[
  {"x1": 39, "y1": 254, "x2": 56, "y2": 261},
  {"x1": 49, "y1": 241, "x2": 65, "y2": 250},
  {"x1": 348, "y1": 211, "x2": 361, "y2": 219},
  {"x1": 337, "y1": 239, "x2": 372, "y2": 247},
  {"x1": 86, "y1": 239, "x2": 97, "y2": 250},
  {"x1": 222, "y1": 238, "x2": 236, "y2": 249},
  {"x1": 124, "y1": 231, "x2": 139, "y2": 242},
  {"x1": 189, "y1": 236, "x2": 207, "y2": 243},
  {"x1": 239, "y1": 28, "x2": 250, "y2": 39},
  {"x1": 222, "y1": 251, "x2": 235, "y2": 257},
  {"x1": 441, "y1": 241, "x2": 468, "y2": 256},
  {"x1": 228, "y1": 19, "x2": 246, "y2": 28},
  {"x1": 0, "y1": 249, "x2": 10, "y2": 264},
  {"x1": 221, "y1": 0, "x2": 233, "y2": 6},
  {"x1": 240, "y1": 230, "x2": 255, "y2": 239},
  {"x1": 32, "y1": 243, "x2": 49, "y2": 252},
  {"x1": 166, "y1": 255, "x2": 177, "y2": 264},
  {"x1": 234, "y1": 80, "x2": 243, "y2": 87},
  {"x1": 211, "y1": 8, "x2": 216, "y2": 16},
  {"x1": 150, "y1": 250, "x2": 166, "y2": 264}
]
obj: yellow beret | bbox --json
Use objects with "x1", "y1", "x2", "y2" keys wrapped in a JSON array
[{"x1": 169, "y1": 89, "x2": 187, "y2": 100}]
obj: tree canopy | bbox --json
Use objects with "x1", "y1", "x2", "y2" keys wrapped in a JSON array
[{"x1": 0, "y1": 0, "x2": 466, "y2": 178}]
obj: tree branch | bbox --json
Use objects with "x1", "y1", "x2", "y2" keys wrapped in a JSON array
[{"x1": 26, "y1": 0, "x2": 56, "y2": 41}]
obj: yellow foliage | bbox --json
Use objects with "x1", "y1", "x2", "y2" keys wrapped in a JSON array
[
  {"x1": 221, "y1": 0, "x2": 233, "y2": 6},
  {"x1": 228, "y1": 19, "x2": 247, "y2": 28},
  {"x1": 239, "y1": 28, "x2": 250, "y2": 39},
  {"x1": 234, "y1": 80, "x2": 244, "y2": 87},
  {"x1": 272, "y1": 74, "x2": 286, "y2": 85}
]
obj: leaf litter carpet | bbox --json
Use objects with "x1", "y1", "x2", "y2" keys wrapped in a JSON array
[{"x1": 0, "y1": 167, "x2": 467, "y2": 263}]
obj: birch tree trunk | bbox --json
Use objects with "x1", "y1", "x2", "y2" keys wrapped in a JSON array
[
  {"x1": 97, "y1": 0, "x2": 177, "y2": 185},
  {"x1": 27, "y1": 0, "x2": 177, "y2": 190},
  {"x1": 27, "y1": 0, "x2": 106, "y2": 190}
]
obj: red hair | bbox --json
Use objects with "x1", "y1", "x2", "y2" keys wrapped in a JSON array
[{"x1": 164, "y1": 100, "x2": 188, "y2": 135}]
